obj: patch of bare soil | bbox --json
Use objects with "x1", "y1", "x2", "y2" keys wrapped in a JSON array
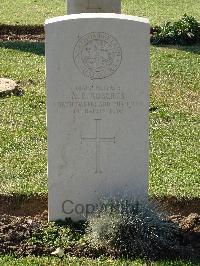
[
  {"x1": 152, "y1": 196, "x2": 200, "y2": 216},
  {"x1": 0, "y1": 195, "x2": 47, "y2": 217},
  {"x1": 168, "y1": 213, "x2": 200, "y2": 259},
  {"x1": 0, "y1": 34, "x2": 44, "y2": 41},
  {"x1": 1, "y1": 195, "x2": 199, "y2": 218},
  {"x1": 0, "y1": 24, "x2": 44, "y2": 41},
  {"x1": 0, "y1": 212, "x2": 49, "y2": 256},
  {"x1": 0, "y1": 211, "x2": 199, "y2": 259},
  {"x1": 0, "y1": 195, "x2": 199, "y2": 259},
  {"x1": 0, "y1": 24, "x2": 154, "y2": 42},
  {"x1": 0, "y1": 25, "x2": 44, "y2": 35}
]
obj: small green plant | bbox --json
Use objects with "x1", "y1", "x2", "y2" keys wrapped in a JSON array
[
  {"x1": 151, "y1": 14, "x2": 200, "y2": 45},
  {"x1": 28, "y1": 220, "x2": 83, "y2": 249},
  {"x1": 86, "y1": 199, "x2": 180, "y2": 259}
]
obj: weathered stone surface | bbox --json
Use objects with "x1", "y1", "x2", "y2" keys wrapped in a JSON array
[
  {"x1": 45, "y1": 14, "x2": 150, "y2": 221},
  {"x1": 67, "y1": 0, "x2": 121, "y2": 14},
  {"x1": 0, "y1": 78, "x2": 22, "y2": 96}
]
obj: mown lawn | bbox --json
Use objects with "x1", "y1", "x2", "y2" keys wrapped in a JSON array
[
  {"x1": 0, "y1": 255, "x2": 199, "y2": 266},
  {"x1": 0, "y1": 0, "x2": 200, "y2": 25},
  {"x1": 0, "y1": 0, "x2": 65, "y2": 26},
  {"x1": 150, "y1": 45, "x2": 200, "y2": 197},
  {"x1": 0, "y1": 42, "x2": 199, "y2": 197}
]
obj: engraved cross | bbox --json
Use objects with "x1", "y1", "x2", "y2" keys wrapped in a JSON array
[{"x1": 81, "y1": 119, "x2": 116, "y2": 174}]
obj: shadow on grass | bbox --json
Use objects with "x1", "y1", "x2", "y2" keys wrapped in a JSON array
[
  {"x1": 0, "y1": 24, "x2": 44, "y2": 35},
  {"x1": 0, "y1": 194, "x2": 200, "y2": 217},
  {"x1": 152, "y1": 44, "x2": 200, "y2": 55},
  {"x1": 0, "y1": 41, "x2": 45, "y2": 56},
  {"x1": 1, "y1": 41, "x2": 199, "y2": 56},
  {"x1": 174, "y1": 45, "x2": 200, "y2": 55},
  {"x1": 0, "y1": 194, "x2": 47, "y2": 217}
]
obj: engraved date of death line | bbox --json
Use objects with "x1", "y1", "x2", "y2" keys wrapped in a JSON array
[{"x1": 81, "y1": 119, "x2": 116, "y2": 174}]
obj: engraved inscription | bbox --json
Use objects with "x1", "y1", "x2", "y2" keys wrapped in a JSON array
[
  {"x1": 73, "y1": 32, "x2": 122, "y2": 80},
  {"x1": 81, "y1": 119, "x2": 116, "y2": 173},
  {"x1": 57, "y1": 84, "x2": 137, "y2": 115}
]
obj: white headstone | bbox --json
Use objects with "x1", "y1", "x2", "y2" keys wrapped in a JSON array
[
  {"x1": 46, "y1": 13, "x2": 150, "y2": 221},
  {"x1": 67, "y1": 0, "x2": 121, "y2": 14}
]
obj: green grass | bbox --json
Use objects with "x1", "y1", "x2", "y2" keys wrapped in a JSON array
[
  {"x1": 0, "y1": 42, "x2": 46, "y2": 195},
  {"x1": 123, "y1": 0, "x2": 200, "y2": 25},
  {"x1": 0, "y1": 42, "x2": 199, "y2": 197},
  {"x1": 0, "y1": 256, "x2": 199, "y2": 266},
  {"x1": 149, "y1": 45, "x2": 200, "y2": 197},
  {"x1": 0, "y1": 0, "x2": 65, "y2": 26},
  {"x1": 0, "y1": 0, "x2": 200, "y2": 25}
]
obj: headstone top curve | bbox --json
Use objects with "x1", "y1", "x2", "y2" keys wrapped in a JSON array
[{"x1": 45, "y1": 14, "x2": 149, "y2": 25}]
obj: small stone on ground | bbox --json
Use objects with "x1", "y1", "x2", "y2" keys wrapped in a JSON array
[{"x1": 0, "y1": 78, "x2": 23, "y2": 96}]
